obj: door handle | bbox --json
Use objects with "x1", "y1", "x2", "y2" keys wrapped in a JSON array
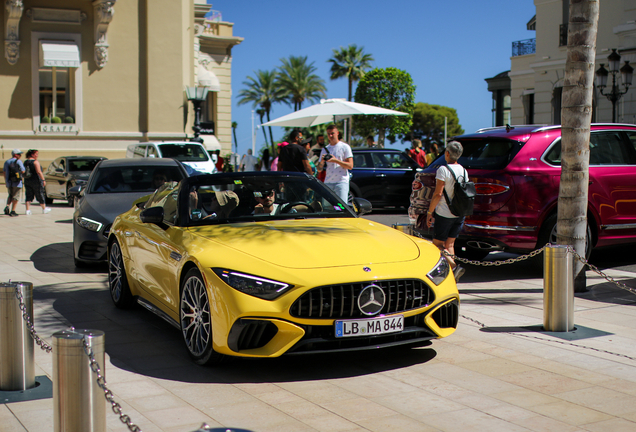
[{"x1": 376, "y1": 174, "x2": 386, "y2": 178}]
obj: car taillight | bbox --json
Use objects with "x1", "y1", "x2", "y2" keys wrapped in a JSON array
[{"x1": 474, "y1": 183, "x2": 510, "y2": 195}]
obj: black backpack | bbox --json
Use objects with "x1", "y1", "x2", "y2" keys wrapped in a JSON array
[
  {"x1": 7, "y1": 159, "x2": 22, "y2": 182},
  {"x1": 443, "y1": 164, "x2": 476, "y2": 217}
]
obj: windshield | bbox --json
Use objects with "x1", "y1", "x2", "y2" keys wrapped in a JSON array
[
  {"x1": 158, "y1": 144, "x2": 209, "y2": 162},
  {"x1": 453, "y1": 138, "x2": 524, "y2": 170},
  {"x1": 176, "y1": 175, "x2": 355, "y2": 226},
  {"x1": 69, "y1": 158, "x2": 101, "y2": 172},
  {"x1": 89, "y1": 165, "x2": 185, "y2": 193}
]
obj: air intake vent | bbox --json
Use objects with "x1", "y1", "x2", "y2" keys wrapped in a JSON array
[{"x1": 431, "y1": 300, "x2": 459, "y2": 329}]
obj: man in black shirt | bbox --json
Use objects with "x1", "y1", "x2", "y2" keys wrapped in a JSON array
[{"x1": 277, "y1": 129, "x2": 313, "y2": 174}]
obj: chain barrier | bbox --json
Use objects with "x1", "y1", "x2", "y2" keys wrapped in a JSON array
[
  {"x1": 443, "y1": 246, "x2": 546, "y2": 267},
  {"x1": 81, "y1": 336, "x2": 143, "y2": 432},
  {"x1": 460, "y1": 314, "x2": 636, "y2": 362},
  {"x1": 13, "y1": 285, "x2": 142, "y2": 432},
  {"x1": 14, "y1": 284, "x2": 53, "y2": 353},
  {"x1": 567, "y1": 246, "x2": 636, "y2": 296}
]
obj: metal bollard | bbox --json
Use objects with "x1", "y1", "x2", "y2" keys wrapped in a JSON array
[
  {"x1": 0, "y1": 281, "x2": 35, "y2": 391},
  {"x1": 53, "y1": 329, "x2": 106, "y2": 432},
  {"x1": 543, "y1": 245, "x2": 575, "y2": 332},
  {"x1": 391, "y1": 223, "x2": 413, "y2": 236}
]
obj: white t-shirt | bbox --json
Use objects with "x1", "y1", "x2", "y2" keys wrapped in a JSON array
[
  {"x1": 434, "y1": 163, "x2": 468, "y2": 219},
  {"x1": 320, "y1": 141, "x2": 353, "y2": 184},
  {"x1": 241, "y1": 154, "x2": 258, "y2": 171}
]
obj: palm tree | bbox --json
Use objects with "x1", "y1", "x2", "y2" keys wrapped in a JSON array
[
  {"x1": 328, "y1": 44, "x2": 374, "y2": 101},
  {"x1": 237, "y1": 69, "x2": 283, "y2": 152},
  {"x1": 276, "y1": 55, "x2": 326, "y2": 111},
  {"x1": 231, "y1": 121, "x2": 238, "y2": 171}
]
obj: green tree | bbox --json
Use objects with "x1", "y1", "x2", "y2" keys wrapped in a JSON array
[
  {"x1": 237, "y1": 69, "x2": 283, "y2": 152},
  {"x1": 408, "y1": 103, "x2": 464, "y2": 147},
  {"x1": 328, "y1": 44, "x2": 374, "y2": 102},
  {"x1": 354, "y1": 67, "x2": 415, "y2": 147},
  {"x1": 277, "y1": 55, "x2": 326, "y2": 111}
]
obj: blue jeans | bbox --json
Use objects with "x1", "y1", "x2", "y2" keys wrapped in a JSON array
[{"x1": 325, "y1": 182, "x2": 349, "y2": 202}]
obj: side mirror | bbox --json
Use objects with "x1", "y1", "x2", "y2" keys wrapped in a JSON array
[
  {"x1": 351, "y1": 197, "x2": 372, "y2": 216},
  {"x1": 68, "y1": 185, "x2": 82, "y2": 197},
  {"x1": 140, "y1": 206, "x2": 164, "y2": 224}
]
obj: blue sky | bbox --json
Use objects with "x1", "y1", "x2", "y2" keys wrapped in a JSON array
[{"x1": 211, "y1": 1, "x2": 537, "y2": 156}]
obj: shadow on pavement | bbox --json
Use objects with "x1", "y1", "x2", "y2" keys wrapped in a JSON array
[
  {"x1": 30, "y1": 242, "x2": 106, "y2": 274},
  {"x1": 32, "y1": 282, "x2": 438, "y2": 385}
]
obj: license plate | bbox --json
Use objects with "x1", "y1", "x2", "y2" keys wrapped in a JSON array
[{"x1": 335, "y1": 315, "x2": 404, "y2": 338}]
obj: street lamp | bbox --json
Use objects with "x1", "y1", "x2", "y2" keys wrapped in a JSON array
[
  {"x1": 185, "y1": 86, "x2": 209, "y2": 143},
  {"x1": 595, "y1": 49, "x2": 633, "y2": 123}
]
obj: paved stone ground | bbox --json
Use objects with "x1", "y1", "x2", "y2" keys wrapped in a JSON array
[{"x1": 1, "y1": 193, "x2": 636, "y2": 432}]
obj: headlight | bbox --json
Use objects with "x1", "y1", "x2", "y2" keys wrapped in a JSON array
[
  {"x1": 427, "y1": 256, "x2": 450, "y2": 285},
  {"x1": 213, "y1": 269, "x2": 292, "y2": 300},
  {"x1": 76, "y1": 216, "x2": 103, "y2": 232}
]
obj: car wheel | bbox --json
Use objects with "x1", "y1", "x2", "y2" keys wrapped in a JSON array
[
  {"x1": 45, "y1": 195, "x2": 53, "y2": 205},
  {"x1": 108, "y1": 240, "x2": 135, "y2": 308},
  {"x1": 534, "y1": 213, "x2": 592, "y2": 268},
  {"x1": 180, "y1": 268, "x2": 224, "y2": 365}
]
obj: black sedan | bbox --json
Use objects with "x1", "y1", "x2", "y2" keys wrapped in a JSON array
[
  {"x1": 45, "y1": 156, "x2": 106, "y2": 206},
  {"x1": 349, "y1": 148, "x2": 422, "y2": 208},
  {"x1": 71, "y1": 158, "x2": 188, "y2": 267}
]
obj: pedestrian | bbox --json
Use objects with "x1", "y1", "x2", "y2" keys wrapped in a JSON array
[
  {"x1": 308, "y1": 134, "x2": 325, "y2": 164},
  {"x1": 214, "y1": 150, "x2": 224, "y2": 172},
  {"x1": 23, "y1": 149, "x2": 51, "y2": 214},
  {"x1": 317, "y1": 124, "x2": 353, "y2": 202},
  {"x1": 426, "y1": 142, "x2": 440, "y2": 166},
  {"x1": 259, "y1": 148, "x2": 271, "y2": 171},
  {"x1": 423, "y1": 141, "x2": 467, "y2": 281},
  {"x1": 302, "y1": 138, "x2": 317, "y2": 176},
  {"x1": 4, "y1": 149, "x2": 25, "y2": 217},
  {"x1": 408, "y1": 139, "x2": 427, "y2": 167},
  {"x1": 366, "y1": 135, "x2": 377, "y2": 148},
  {"x1": 277, "y1": 129, "x2": 313, "y2": 175},
  {"x1": 239, "y1": 149, "x2": 258, "y2": 172}
]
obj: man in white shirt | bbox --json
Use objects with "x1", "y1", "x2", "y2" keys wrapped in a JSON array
[
  {"x1": 317, "y1": 125, "x2": 353, "y2": 202},
  {"x1": 240, "y1": 149, "x2": 258, "y2": 172}
]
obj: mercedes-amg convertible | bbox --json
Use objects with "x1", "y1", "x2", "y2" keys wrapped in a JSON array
[{"x1": 108, "y1": 172, "x2": 459, "y2": 364}]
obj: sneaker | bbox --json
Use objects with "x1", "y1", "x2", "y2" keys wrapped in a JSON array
[
  {"x1": 3, "y1": 206, "x2": 9, "y2": 215},
  {"x1": 43, "y1": 207, "x2": 51, "y2": 214},
  {"x1": 26, "y1": 210, "x2": 32, "y2": 215},
  {"x1": 9, "y1": 211, "x2": 18, "y2": 217},
  {"x1": 453, "y1": 266, "x2": 465, "y2": 282}
]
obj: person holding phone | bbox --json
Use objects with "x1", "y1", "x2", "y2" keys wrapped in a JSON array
[{"x1": 317, "y1": 124, "x2": 353, "y2": 202}]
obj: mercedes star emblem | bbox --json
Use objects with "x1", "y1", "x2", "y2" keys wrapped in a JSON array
[
  {"x1": 358, "y1": 284, "x2": 386, "y2": 316},
  {"x1": 363, "y1": 266, "x2": 371, "y2": 272}
]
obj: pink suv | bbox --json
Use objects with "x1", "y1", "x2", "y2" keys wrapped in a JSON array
[{"x1": 409, "y1": 124, "x2": 636, "y2": 260}]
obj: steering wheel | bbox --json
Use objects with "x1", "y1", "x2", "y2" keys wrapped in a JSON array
[{"x1": 280, "y1": 201, "x2": 315, "y2": 213}]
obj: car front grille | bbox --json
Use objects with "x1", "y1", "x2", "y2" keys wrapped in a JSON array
[{"x1": 290, "y1": 279, "x2": 434, "y2": 319}]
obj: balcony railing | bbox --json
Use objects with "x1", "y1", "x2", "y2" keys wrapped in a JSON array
[{"x1": 512, "y1": 38, "x2": 536, "y2": 57}]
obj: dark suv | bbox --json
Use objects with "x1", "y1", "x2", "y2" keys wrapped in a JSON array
[
  {"x1": 409, "y1": 124, "x2": 636, "y2": 259},
  {"x1": 350, "y1": 148, "x2": 422, "y2": 208}
]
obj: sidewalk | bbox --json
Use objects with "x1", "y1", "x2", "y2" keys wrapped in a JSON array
[{"x1": 1, "y1": 194, "x2": 636, "y2": 432}]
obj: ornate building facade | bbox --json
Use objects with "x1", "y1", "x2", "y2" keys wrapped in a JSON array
[{"x1": 0, "y1": 0, "x2": 242, "y2": 166}]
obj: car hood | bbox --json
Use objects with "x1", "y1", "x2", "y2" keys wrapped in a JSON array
[
  {"x1": 78, "y1": 192, "x2": 149, "y2": 224},
  {"x1": 187, "y1": 218, "x2": 421, "y2": 269}
]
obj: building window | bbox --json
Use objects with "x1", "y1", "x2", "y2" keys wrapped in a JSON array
[
  {"x1": 523, "y1": 93, "x2": 534, "y2": 124},
  {"x1": 200, "y1": 91, "x2": 216, "y2": 134},
  {"x1": 39, "y1": 68, "x2": 74, "y2": 120},
  {"x1": 503, "y1": 95, "x2": 511, "y2": 126},
  {"x1": 553, "y1": 87, "x2": 563, "y2": 125}
]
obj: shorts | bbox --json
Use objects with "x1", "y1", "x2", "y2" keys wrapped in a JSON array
[
  {"x1": 6, "y1": 185, "x2": 21, "y2": 202},
  {"x1": 25, "y1": 182, "x2": 46, "y2": 204},
  {"x1": 433, "y1": 213, "x2": 465, "y2": 241}
]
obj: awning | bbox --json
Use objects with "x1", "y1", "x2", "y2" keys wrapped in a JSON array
[
  {"x1": 39, "y1": 42, "x2": 80, "y2": 68},
  {"x1": 202, "y1": 134, "x2": 221, "y2": 151},
  {"x1": 197, "y1": 63, "x2": 221, "y2": 92}
]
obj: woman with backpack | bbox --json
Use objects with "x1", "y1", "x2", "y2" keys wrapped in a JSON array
[
  {"x1": 24, "y1": 149, "x2": 50, "y2": 215},
  {"x1": 425, "y1": 141, "x2": 468, "y2": 281}
]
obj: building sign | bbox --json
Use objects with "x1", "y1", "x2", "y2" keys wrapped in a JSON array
[{"x1": 39, "y1": 124, "x2": 78, "y2": 133}]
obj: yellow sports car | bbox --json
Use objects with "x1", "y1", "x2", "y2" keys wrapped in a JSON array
[{"x1": 108, "y1": 172, "x2": 459, "y2": 365}]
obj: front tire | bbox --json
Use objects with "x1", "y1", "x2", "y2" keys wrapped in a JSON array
[
  {"x1": 108, "y1": 240, "x2": 135, "y2": 308},
  {"x1": 180, "y1": 268, "x2": 224, "y2": 365}
]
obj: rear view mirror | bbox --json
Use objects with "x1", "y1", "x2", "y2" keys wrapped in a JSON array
[
  {"x1": 68, "y1": 185, "x2": 82, "y2": 196},
  {"x1": 352, "y1": 197, "x2": 372, "y2": 216},
  {"x1": 140, "y1": 206, "x2": 164, "y2": 224}
]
